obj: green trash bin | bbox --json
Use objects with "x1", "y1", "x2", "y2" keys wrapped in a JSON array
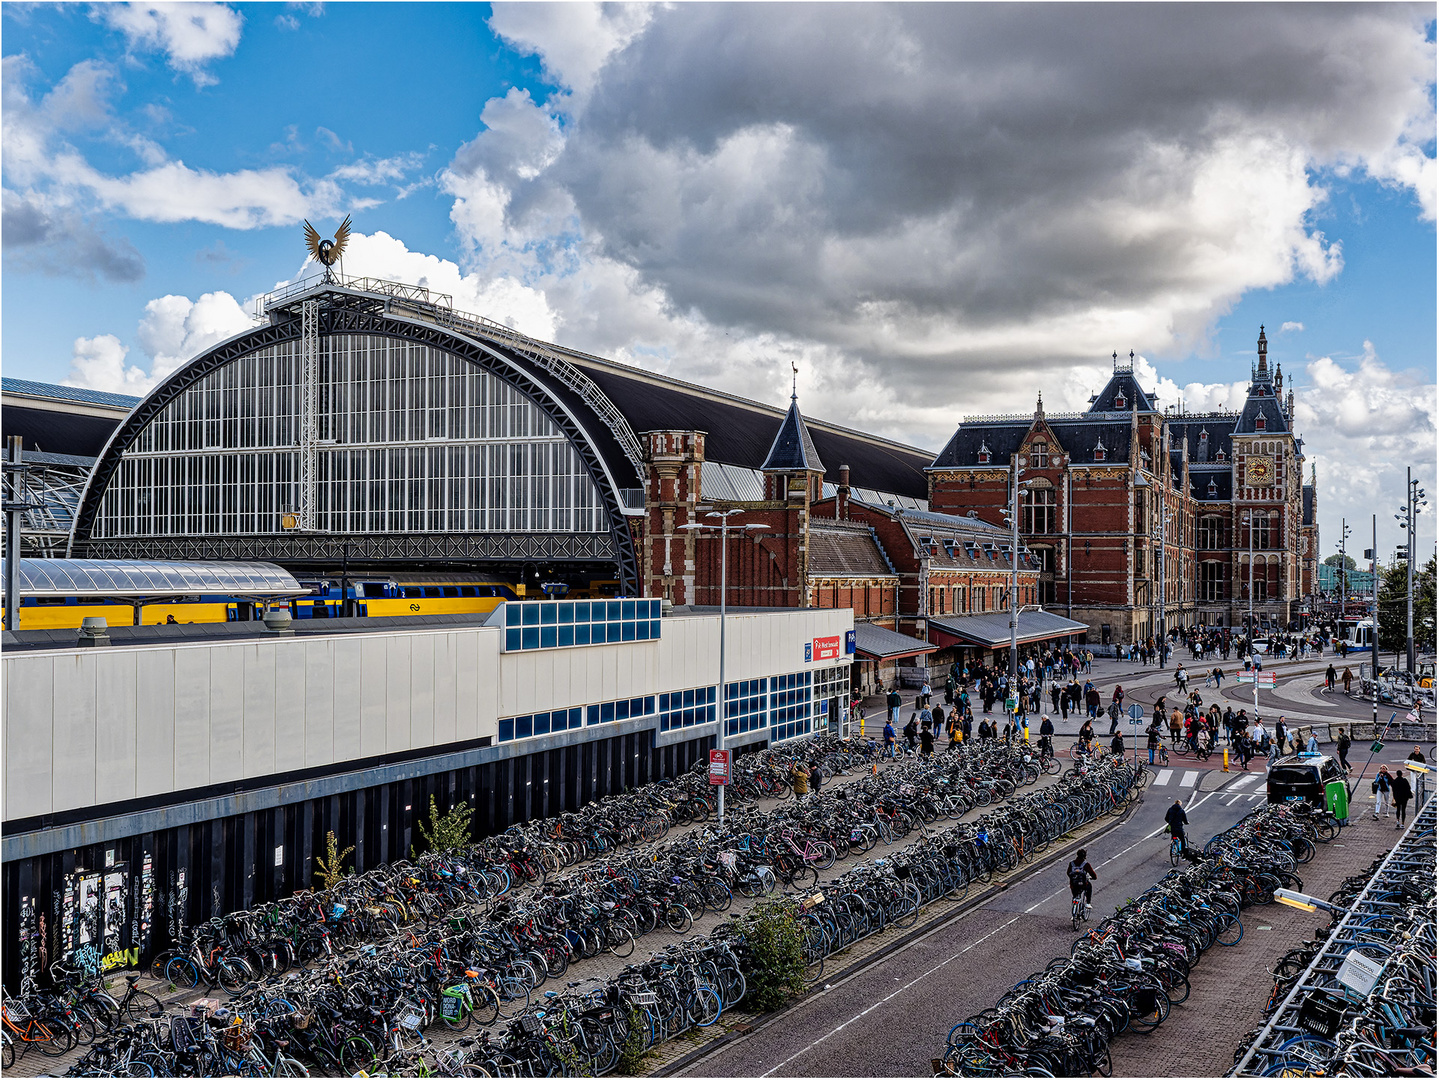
[{"x1": 1325, "y1": 780, "x2": 1349, "y2": 823}]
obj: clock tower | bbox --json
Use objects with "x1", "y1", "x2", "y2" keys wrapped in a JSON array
[{"x1": 1231, "y1": 325, "x2": 1303, "y2": 630}]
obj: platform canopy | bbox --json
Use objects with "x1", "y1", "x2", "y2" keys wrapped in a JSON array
[
  {"x1": 1, "y1": 559, "x2": 306, "y2": 600},
  {"x1": 853, "y1": 621, "x2": 935, "y2": 661},
  {"x1": 927, "y1": 610, "x2": 1088, "y2": 650}
]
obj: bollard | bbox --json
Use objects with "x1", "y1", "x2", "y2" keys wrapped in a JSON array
[{"x1": 1223, "y1": 748, "x2": 1230, "y2": 772}]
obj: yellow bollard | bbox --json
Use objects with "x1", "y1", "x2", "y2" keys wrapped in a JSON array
[
  {"x1": 1022, "y1": 723, "x2": 1030, "y2": 743},
  {"x1": 1223, "y1": 748, "x2": 1230, "y2": 772}
]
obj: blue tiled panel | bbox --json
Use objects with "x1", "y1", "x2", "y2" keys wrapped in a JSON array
[
  {"x1": 498, "y1": 699, "x2": 652, "y2": 743},
  {"x1": 659, "y1": 686, "x2": 717, "y2": 732},
  {"x1": 501, "y1": 598, "x2": 662, "y2": 651}
]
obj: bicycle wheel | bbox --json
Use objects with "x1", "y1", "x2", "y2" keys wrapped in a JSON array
[
  {"x1": 167, "y1": 954, "x2": 203, "y2": 990},
  {"x1": 1, "y1": 1036, "x2": 12, "y2": 1072},
  {"x1": 441, "y1": 995, "x2": 474, "y2": 1031},
  {"x1": 217, "y1": 957, "x2": 252, "y2": 996},
  {"x1": 685, "y1": 985, "x2": 723, "y2": 1027},
  {"x1": 118, "y1": 1060, "x2": 157, "y2": 1077},
  {"x1": 35, "y1": 1018, "x2": 76, "y2": 1056},
  {"x1": 1215, "y1": 913, "x2": 1244, "y2": 946},
  {"x1": 123, "y1": 988, "x2": 166, "y2": 1021},
  {"x1": 1169, "y1": 839, "x2": 1181, "y2": 867},
  {"x1": 606, "y1": 925, "x2": 636, "y2": 958},
  {"x1": 471, "y1": 984, "x2": 501, "y2": 1028},
  {"x1": 339, "y1": 1035, "x2": 379, "y2": 1074},
  {"x1": 664, "y1": 904, "x2": 693, "y2": 934},
  {"x1": 274, "y1": 1056, "x2": 310, "y2": 1077},
  {"x1": 811, "y1": 842, "x2": 837, "y2": 871}
]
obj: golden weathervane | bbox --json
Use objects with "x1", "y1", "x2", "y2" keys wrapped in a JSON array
[{"x1": 303, "y1": 214, "x2": 351, "y2": 280}]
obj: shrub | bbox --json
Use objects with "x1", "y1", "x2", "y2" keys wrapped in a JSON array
[{"x1": 740, "y1": 899, "x2": 807, "y2": 1012}]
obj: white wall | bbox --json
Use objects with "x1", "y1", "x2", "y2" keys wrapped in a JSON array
[{"x1": 3, "y1": 607, "x2": 851, "y2": 822}]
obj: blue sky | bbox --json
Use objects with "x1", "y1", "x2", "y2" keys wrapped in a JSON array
[{"x1": 3, "y1": 3, "x2": 1435, "y2": 557}]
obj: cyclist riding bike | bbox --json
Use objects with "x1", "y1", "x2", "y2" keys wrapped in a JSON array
[
  {"x1": 1067, "y1": 848, "x2": 1097, "y2": 912},
  {"x1": 1164, "y1": 799, "x2": 1189, "y2": 851},
  {"x1": 1038, "y1": 715, "x2": 1055, "y2": 758}
]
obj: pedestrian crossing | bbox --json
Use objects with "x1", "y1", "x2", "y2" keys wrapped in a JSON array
[{"x1": 1150, "y1": 769, "x2": 1201, "y2": 788}]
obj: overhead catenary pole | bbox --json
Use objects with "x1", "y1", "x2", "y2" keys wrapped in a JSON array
[
  {"x1": 1371, "y1": 515, "x2": 1379, "y2": 733},
  {"x1": 4, "y1": 436, "x2": 22, "y2": 631}
]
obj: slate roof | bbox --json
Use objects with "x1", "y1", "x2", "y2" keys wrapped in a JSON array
[
  {"x1": 844, "y1": 498, "x2": 1041, "y2": 571},
  {"x1": 807, "y1": 524, "x2": 895, "y2": 578},
  {"x1": 1234, "y1": 381, "x2": 1289, "y2": 435},
  {"x1": 1087, "y1": 368, "x2": 1157, "y2": 413},
  {"x1": 1189, "y1": 466, "x2": 1233, "y2": 503},
  {"x1": 566, "y1": 355, "x2": 933, "y2": 497},
  {"x1": 1302, "y1": 484, "x2": 1316, "y2": 526},
  {"x1": 930, "y1": 417, "x2": 1134, "y2": 470},
  {"x1": 1167, "y1": 417, "x2": 1238, "y2": 464},
  {"x1": 761, "y1": 397, "x2": 826, "y2": 473}
]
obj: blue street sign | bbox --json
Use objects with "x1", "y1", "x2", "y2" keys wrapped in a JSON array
[
  {"x1": 1128, "y1": 718, "x2": 1144, "y2": 725},
  {"x1": 1126, "y1": 704, "x2": 1146, "y2": 719}
]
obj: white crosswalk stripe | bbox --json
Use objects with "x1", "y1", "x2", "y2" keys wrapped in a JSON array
[
  {"x1": 1227, "y1": 773, "x2": 1258, "y2": 790},
  {"x1": 1154, "y1": 769, "x2": 1173, "y2": 786},
  {"x1": 1180, "y1": 770, "x2": 1200, "y2": 787}
]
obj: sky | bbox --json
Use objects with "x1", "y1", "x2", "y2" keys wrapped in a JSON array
[{"x1": 3, "y1": 2, "x2": 1435, "y2": 562}]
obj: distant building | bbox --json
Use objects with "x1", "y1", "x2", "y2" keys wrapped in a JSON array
[{"x1": 927, "y1": 329, "x2": 1318, "y2": 642}]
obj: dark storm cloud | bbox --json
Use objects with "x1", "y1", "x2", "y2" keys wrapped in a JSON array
[
  {"x1": 544, "y1": 3, "x2": 1432, "y2": 358},
  {"x1": 2, "y1": 188, "x2": 146, "y2": 282}
]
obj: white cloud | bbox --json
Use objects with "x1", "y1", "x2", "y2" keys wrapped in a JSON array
[
  {"x1": 64, "y1": 334, "x2": 153, "y2": 396},
  {"x1": 100, "y1": 2, "x2": 244, "y2": 87},
  {"x1": 329, "y1": 151, "x2": 428, "y2": 186},
  {"x1": 1280, "y1": 321, "x2": 1304, "y2": 333},
  {"x1": 137, "y1": 291, "x2": 252, "y2": 381},
  {"x1": 65, "y1": 291, "x2": 252, "y2": 394},
  {"x1": 487, "y1": 2, "x2": 652, "y2": 101}
]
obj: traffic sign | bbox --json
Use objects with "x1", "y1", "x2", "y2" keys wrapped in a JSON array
[
  {"x1": 1126, "y1": 704, "x2": 1146, "y2": 720},
  {"x1": 708, "y1": 749, "x2": 731, "y2": 786},
  {"x1": 1128, "y1": 718, "x2": 1144, "y2": 725}
]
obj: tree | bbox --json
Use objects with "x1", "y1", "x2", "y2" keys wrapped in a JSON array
[
  {"x1": 414, "y1": 794, "x2": 474, "y2": 855},
  {"x1": 1324, "y1": 553, "x2": 1357, "y2": 571},
  {"x1": 1377, "y1": 554, "x2": 1436, "y2": 664}
]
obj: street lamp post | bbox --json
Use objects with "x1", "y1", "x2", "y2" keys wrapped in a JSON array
[
  {"x1": 1335, "y1": 519, "x2": 1352, "y2": 623},
  {"x1": 1395, "y1": 469, "x2": 1427, "y2": 673},
  {"x1": 1158, "y1": 506, "x2": 1173, "y2": 670},
  {"x1": 680, "y1": 510, "x2": 766, "y2": 825}
]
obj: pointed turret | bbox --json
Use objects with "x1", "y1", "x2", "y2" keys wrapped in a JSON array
[{"x1": 761, "y1": 371, "x2": 826, "y2": 501}]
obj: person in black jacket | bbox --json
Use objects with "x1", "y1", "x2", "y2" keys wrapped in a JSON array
[
  {"x1": 1391, "y1": 769, "x2": 1413, "y2": 827},
  {"x1": 1164, "y1": 800, "x2": 1189, "y2": 850},
  {"x1": 1038, "y1": 715, "x2": 1055, "y2": 758}
]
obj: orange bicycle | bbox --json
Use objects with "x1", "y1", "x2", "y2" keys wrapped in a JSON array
[{"x1": 1, "y1": 990, "x2": 76, "y2": 1058}]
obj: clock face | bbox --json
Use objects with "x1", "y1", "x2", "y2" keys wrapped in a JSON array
[{"x1": 1246, "y1": 456, "x2": 1273, "y2": 485}]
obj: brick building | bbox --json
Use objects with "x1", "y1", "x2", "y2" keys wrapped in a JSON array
[
  {"x1": 638, "y1": 390, "x2": 1049, "y2": 692},
  {"x1": 927, "y1": 328, "x2": 1319, "y2": 645}
]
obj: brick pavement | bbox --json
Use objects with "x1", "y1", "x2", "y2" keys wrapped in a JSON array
[{"x1": 1106, "y1": 808, "x2": 1405, "y2": 1078}]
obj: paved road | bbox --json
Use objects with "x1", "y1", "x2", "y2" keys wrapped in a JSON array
[{"x1": 675, "y1": 771, "x2": 1405, "y2": 1078}]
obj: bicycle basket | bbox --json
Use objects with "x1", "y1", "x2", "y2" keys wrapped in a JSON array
[
  {"x1": 290, "y1": 1010, "x2": 312, "y2": 1030},
  {"x1": 894, "y1": 863, "x2": 912, "y2": 880},
  {"x1": 519, "y1": 1013, "x2": 544, "y2": 1035}
]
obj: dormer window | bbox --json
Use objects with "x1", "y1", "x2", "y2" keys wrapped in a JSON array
[
  {"x1": 1255, "y1": 415, "x2": 1266, "y2": 431},
  {"x1": 1198, "y1": 430, "x2": 1209, "y2": 463},
  {"x1": 1094, "y1": 436, "x2": 1107, "y2": 462},
  {"x1": 977, "y1": 439, "x2": 991, "y2": 464},
  {"x1": 1114, "y1": 390, "x2": 1126, "y2": 409},
  {"x1": 1208, "y1": 478, "x2": 1218, "y2": 496}
]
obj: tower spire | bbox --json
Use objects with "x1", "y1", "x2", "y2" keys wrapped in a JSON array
[
  {"x1": 791, "y1": 361, "x2": 798, "y2": 403},
  {"x1": 1256, "y1": 324, "x2": 1268, "y2": 378}
]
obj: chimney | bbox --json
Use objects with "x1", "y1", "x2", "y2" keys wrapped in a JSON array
[{"x1": 837, "y1": 463, "x2": 851, "y2": 519}]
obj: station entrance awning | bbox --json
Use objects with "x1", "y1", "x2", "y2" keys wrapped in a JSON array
[
  {"x1": 927, "y1": 610, "x2": 1088, "y2": 650},
  {"x1": 852, "y1": 621, "x2": 936, "y2": 661}
]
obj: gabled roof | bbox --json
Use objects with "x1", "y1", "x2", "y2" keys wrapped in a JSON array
[
  {"x1": 760, "y1": 396, "x2": 826, "y2": 473},
  {"x1": 1170, "y1": 417, "x2": 1237, "y2": 464},
  {"x1": 1234, "y1": 382, "x2": 1290, "y2": 435},
  {"x1": 1087, "y1": 365, "x2": 1156, "y2": 413},
  {"x1": 930, "y1": 418, "x2": 1133, "y2": 470}
]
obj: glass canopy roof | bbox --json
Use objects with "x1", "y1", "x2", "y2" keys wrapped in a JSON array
[{"x1": 1, "y1": 559, "x2": 306, "y2": 599}]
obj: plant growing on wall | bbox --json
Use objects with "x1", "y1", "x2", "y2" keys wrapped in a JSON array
[
  {"x1": 313, "y1": 831, "x2": 354, "y2": 890},
  {"x1": 414, "y1": 795, "x2": 475, "y2": 855}
]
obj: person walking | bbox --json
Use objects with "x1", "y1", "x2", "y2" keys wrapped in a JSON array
[
  {"x1": 790, "y1": 762, "x2": 809, "y2": 800},
  {"x1": 883, "y1": 719, "x2": 897, "y2": 759},
  {"x1": 1305, "y1": 729, "x2": 1320, "y2": 754},
  {"x1": 1235, "y1": 728, "x2": 1251, "y2": 770},
  {"x1": 1325, "y1": 663, "x2": 1337, "y2": 692},
  {"x1": 1039, "y1": 715, "x2": 1054, "y2": 758},
  {"x1": 1391, "y1": 769, "x2": 1413, "y2": 828},
  {"x1": 1109, "y1": 729, "x2": 1126, "y2": 758},
  {"x1": 1341, "y1": 667, "x2": 1353, "y2": 695},
  {"x1": 808, "y1": 762, "x2": 823, "y2": 796},
  {"x1": 903, "y1": 715, "x2": 919, "y2": 754},
  {"x1": 919, "y1": 724, "x2": 935, "y2": 758},
  {"x1": 1336, "y1": 728, "x2": 1351, "y2": 774},
  {"x1": 1109, "y1": 686, "x2": 1125, "y2": 734},
  {"x1": 1372, "y1": 766, "x2": 1393, "y2": 820},
  {"x1": 887, "y1": 687, "x2": 902, "y2": 723}
]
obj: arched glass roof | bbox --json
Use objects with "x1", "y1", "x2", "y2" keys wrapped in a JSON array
[{"x1": 1, "y1": 559, "x2": 306, "y2": 600}]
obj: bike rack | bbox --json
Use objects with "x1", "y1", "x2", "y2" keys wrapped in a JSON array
[{"x1": 1228, "y1": 794, "x2": 1436, "y2": 1075}]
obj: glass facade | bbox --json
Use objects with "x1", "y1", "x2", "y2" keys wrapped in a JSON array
[
  {"x1": 497, "y1": 695, "x2": 657, "y2": 743},
  {"x1": 91, "y1": 335, "x2": 608, "y2": 538},
  {"x1": 502, "y1": 598, "x2": 662, "y2": 651},
  {"x1": 723, "y1": 671, "x2": 816, "y2": 742},
  {"x1": 659, "y1": 687, "x2": 717, "y2": 732}
]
